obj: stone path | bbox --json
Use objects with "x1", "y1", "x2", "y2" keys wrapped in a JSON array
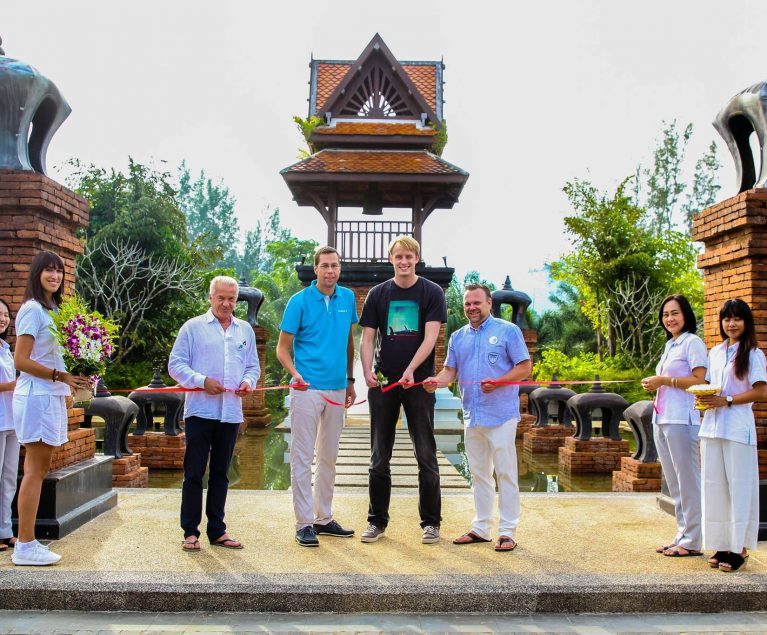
[
  {"x1": 327, "y1": 425, "x2": 469, "y2": 489},
  {"x1": 2, "y1": 609, "x2": 767, "y2": 633}
]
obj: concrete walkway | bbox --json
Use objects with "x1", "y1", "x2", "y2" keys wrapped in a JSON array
[{"x1": 0, "y1": 489, "x2": 766, "y2": 614}]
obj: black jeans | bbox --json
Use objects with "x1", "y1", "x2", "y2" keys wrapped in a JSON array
[
  {"x1": 180, "y1": 416, "x2": 240, "y2": 542},
  {"x1": 367, "y1": 385, "x2": 441, "y2": 529}
]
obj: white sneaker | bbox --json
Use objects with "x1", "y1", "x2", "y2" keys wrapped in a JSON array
[
  {"x1": 421, "y1": 525, "x2": 440, "y2": 544},
  {"x1": 360, "y1": 523, "x2": 385, "y2": 543},
  {"x1": 12, "y1": 541, "x2": 61, "y2": 566}
]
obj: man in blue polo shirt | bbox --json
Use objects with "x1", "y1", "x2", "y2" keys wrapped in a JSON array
[
  {"x1": 425, "y1": 283, "x2": 531, "y2": 552},
  {"x1": 277, "y1": 246, "x2": 358, "y2": 547}
]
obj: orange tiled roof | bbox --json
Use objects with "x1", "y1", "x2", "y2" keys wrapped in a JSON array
[
  {"x1": 402, "y1": 65, "x2": 437, "y2": 113},
  {"x1": 313, "y1": 122, "x2": 437, "y2": 136},
  {"x1": 315, "y1": 63, "x2": 350, "y2": 115},
  {"x1": 314, "y1": 63, "x2": 438, "y2": 114},
  {"x1": 284, "y1": 150, "x2": 464, "y2": 175}
]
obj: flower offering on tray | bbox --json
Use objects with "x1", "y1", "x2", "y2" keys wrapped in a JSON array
[
  {"x1": 49, "y1": 295, "x2": 119, "y2": 404},
  {"x1": 687, "y1": 384, "x2": 721, "y2": 411}
]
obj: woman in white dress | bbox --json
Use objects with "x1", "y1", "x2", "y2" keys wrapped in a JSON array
[
  {"x1": 0, "y1": 298, "x2": 18, "y2": 552},
  {"x1": 697, "y1": 299, "x2": 767, "y2": 572},
  {"x1": 12, "y1": 251, "x2": 91, "y2": 566},
  {"x1": 642, "y1": 294, "x2": 707, "y2": 557}
]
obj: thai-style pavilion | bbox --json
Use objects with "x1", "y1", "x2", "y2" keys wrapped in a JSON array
[{"x1": 281, "y1": 34, "x2": 470, "y2": 365}]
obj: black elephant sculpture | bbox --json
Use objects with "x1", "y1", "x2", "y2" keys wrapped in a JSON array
[
  {"x1": 0, "y1": 38, "x2": 71, "y2": 176},
  {"x1": 714, "y1": 81, "x2": 767, "y2": 193}
]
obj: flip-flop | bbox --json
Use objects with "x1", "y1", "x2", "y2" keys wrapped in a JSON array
[
  {"x1": 656, "y1": 544, "x2": 676, "y2": 554},
  {"x1": 494, "y1": 536, "x2": 517, "y2": 552},
  {"x1": 0, "y1": 543, "x2": 6, "y2": 552},
  {"x1": 212, "y1": 536, "x2": 244, "y2": 549},
  {"x1": 663, "y1": 548, "x2": 703, "y2": 557},
  {"x1": 719, "y1": 553, "x2": 748, "y2": 572},
  {"x1": 452, "y1": 531, "x2": 491, "y2": 545},
  {"x1": 182, "y1": 537, "x2": 200, "y2": 552}
]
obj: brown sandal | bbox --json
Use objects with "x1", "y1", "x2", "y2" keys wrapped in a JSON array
[
  {"x1": 182, "y1": 537, "x2": 201, "y2": 552},
  {"x1": 494, "y1": 536, "x2": 517, "y2": 552},
  {"x1": 212, "y1": 535, "x2": 244, "y2": 549},
  {"x1": 453, "y1": 531, "x2": 491, "y2": 545}
]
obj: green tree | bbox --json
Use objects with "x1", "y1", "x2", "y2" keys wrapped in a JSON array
[
  {"x1": 550, "y1": 177, "x2": 699, "y2": 367},
  {"x1": 177, "y1": 162, "x2": 240, "y2": 269},
  {"x1": 644, "y1": 120, "x2": 692, "y2": 233},
  {"x1": 67, "y1": 159, "x2": 209, "y2": 368},
  {"x1": 635, "y1": 120, "x2": 721, "y2": 235},
  {"x1": 240, "y1": 208, "x2": 293, "y2": 277},
  {"x1": 536, "y1": 282, "x2": 597, "y2": 356},
  {"x1": 682, "y1": 141, "x2": 722, "y2": 233}
]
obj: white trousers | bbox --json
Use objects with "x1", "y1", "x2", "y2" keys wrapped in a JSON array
[
  {"x1": 654, "y1": 423, "x2": 701, "y2": 550},
  {"x1": 0, "y1": 430, "x2": 20, "y2": 540},
  {"x1": 701, "y1": 437, "x2": 759, "y2": 552},
  {"x1": 289, "y1": 389, "x2": 345, "y2": 530},
  {"x1": 464, "y1": 419, "x2": 520, "y2": 539}
]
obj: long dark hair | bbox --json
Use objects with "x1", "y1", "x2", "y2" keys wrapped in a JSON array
[
  {"x1": 0, "y1": 298, "x2": 10, "y2": 341},
  {"x1": 658, "y1": 294, "x2": 697, "y2": 339},
  {"x1": 719, "y1": 299, "x2": 757, "y2": 380},
  {"x1": 23, "y1": 251, "x2": 65, "y2": 310}
]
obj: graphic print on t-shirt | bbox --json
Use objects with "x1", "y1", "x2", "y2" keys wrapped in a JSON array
[{"x1": 387, "y1": 300, "x2": 419, "y2": 337}]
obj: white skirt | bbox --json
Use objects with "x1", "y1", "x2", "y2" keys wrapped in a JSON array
[{"x1": 13, "y1": 392, "x2": 68, "y2": 447}]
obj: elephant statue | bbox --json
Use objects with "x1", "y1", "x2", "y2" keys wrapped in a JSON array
[
  {"x1": 714, "y1": 81, "x2": 767, "y2": 193},
  {"x1": 0, "y1": 38, "x2": 71, "y2": 176}
]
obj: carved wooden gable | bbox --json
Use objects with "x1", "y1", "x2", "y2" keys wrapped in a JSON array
[{"x1": 317, "y1": 34, "x2": 440, "y2": 127}]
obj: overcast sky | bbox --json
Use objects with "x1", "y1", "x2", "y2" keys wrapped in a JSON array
[{"x1": 4, "y1": 1, "x2": 767, "y2": 311}]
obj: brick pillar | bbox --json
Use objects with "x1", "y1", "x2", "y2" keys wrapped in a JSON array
[
  {"x1": 692, "y1": 189, "x2": 767, "y2": 488},
  {"x1": 692, "y1": 189, "x2": 767, "y2": 422},
  {"x1": 0, "y1": 170, "x2": 89, "y2": 325},
  {"x1": 0, "y1": 169, "x2": 90, "y2": 443},
  {"x1": 241, "y1": 325, "x2": 271, "y2": 428}
]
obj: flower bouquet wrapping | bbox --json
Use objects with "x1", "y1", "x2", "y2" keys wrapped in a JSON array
[
  {"x1": 687, "y1": 384, "x2": 721, "y2": 411},
  {"x1": 49, "y1": 296, "x2": 119, "y2": 406}
]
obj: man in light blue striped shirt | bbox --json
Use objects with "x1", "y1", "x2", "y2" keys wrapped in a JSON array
[
  {"x1": 169, "y1": 275, "x2": 260, "y2": 552},
  {"x1": 425, "y1": 284, "x2": 530, "y2": 552}
]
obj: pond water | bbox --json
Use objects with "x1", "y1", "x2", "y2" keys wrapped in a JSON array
[{"x1": 91, "y1": 423, "x2": 636, "y2": 492}]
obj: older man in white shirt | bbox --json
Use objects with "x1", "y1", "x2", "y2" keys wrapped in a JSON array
[{"x1": 169, "y1": 276, "x2": 260, "y2": 552}]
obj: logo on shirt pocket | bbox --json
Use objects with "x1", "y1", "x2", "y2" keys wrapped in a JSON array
[
  {"x1": 488, "y1": 352, "x2": 499, "y2": 364},
  {"x1": 237, "y1": 340, "x2": 247, "y2": 350}
]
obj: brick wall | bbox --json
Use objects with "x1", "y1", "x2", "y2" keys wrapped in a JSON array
[{"x1": 0, "y1": 170, "x2": 89, "y2": 336}]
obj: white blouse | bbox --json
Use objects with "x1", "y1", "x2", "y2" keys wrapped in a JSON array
[
  {"x1": 14, "y1": 300, "x2": 69, "y2": 397},
  {"x1": 653, "y1": 332, "x2": 708, "y2": 426},
  {"x1": 701, "y1": 341, "x2": 767, "y2": 446},
  {"x1": 0, "y1": 340, "x2": 14, "y2": 431}
]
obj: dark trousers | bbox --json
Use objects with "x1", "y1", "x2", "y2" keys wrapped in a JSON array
[
  {"x1": 180, "y1": 416, "x2": 240, "y2": 542},
  {"x1": 368, "y1": 385, "x2": 441, "y2": 529}
]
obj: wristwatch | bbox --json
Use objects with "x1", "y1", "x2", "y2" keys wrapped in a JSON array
[
  {"x1": 726, "y1": 395, "x2": 733, "y2": 407},
  {"x1": 347, "y1": 377, "x2": 355, "y2": 383}
]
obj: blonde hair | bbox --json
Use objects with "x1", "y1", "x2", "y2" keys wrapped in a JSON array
[
  {"x1": 209, "y1": 275, "x2": 239, "y2": 296},
  {"x1": 388, "y1": 235, "x2": 420, "y2": 257}
]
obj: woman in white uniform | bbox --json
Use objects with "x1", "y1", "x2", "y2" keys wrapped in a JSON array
[
  {"x1": 642, "y1": 294, "x2": 707, "y2": 557},
  {"x1": 0, "y1": 298, "x2": 18, "y2": 552},
  {"x1": 697, "y1": 299, "x2": 767, "y2": 572},
  {"x1": 11, "y1": 251, "x2": 91, "y2": 566}
]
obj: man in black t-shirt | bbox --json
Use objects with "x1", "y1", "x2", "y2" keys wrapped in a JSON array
[{"x1": 358, "y1": 236, "x2": 447, "y2": 544}]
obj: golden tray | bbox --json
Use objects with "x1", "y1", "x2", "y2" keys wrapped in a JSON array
[{"x1": 687, "y1": 384, "x2": 721, "y2": 411}]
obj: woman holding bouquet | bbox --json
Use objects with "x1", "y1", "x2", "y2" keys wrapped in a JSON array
[
  {"x1": 697, "y1": 299, "x2": 767, "y2": 572},
  {"x1": 641, "y1": 294, "x2": 707, "y2": 558},
  {"x1": 0, "y1": 298, "x2": 18, "y2": 552},
  {"x1": 11, "y1": 251, "x2": 91, "y2": 566}
]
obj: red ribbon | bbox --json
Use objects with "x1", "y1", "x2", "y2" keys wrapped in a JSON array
[
  {"x1": 380, "y1": 378, "x2": 637, "y2": 393},
  {"x1": 105, "y1": 383, "x2": 365, "y2": 408}
]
